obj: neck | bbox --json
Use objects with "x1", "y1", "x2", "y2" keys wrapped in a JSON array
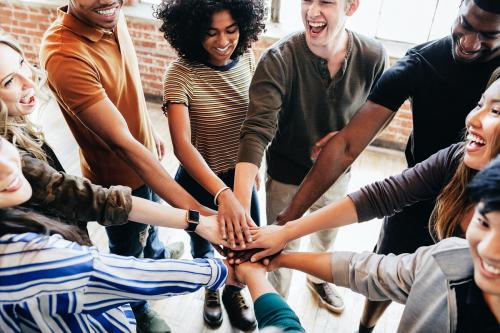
[
  {"x1": 483, "y1": 292, "x2": 500, "y2": 323},
  {"x1": 307, "y1": 29, "x2": 348, "y2": 62}
]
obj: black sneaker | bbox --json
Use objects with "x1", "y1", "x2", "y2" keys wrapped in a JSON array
[
  {"x1": 222, "y1": 288, "x2": 257, "y2": 331},
  {"x1": 203, "y1": 289, "x2": 223, "y2": 328}
]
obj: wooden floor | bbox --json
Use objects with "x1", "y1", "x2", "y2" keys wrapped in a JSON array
[{"x1": 37, "y1": 99, "x2": 407, "y2": 333}]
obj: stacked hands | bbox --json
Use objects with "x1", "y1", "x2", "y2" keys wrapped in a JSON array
[
  {"x1": 202, "y1": 212, "x2": 290, "y2": 287},
  {"x1": 205, "y1": 130, "x2": 341, "y2": 277}
]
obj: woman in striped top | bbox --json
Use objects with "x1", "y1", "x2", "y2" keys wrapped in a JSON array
[
  {"x1": 0, "y1": 137, "x2": 232, "y2": 332},
  {"x1": 154, "y1": 0, "x2": 266, "y2": 329}
]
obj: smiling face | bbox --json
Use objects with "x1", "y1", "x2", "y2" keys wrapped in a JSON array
[
  {"x1": 301, "y1": 0, "x2": 357, "y2": 50},
  {"x1": 68, "y1": 0, "x2": 123, "y2": 30},
  {"x1": 0, "y1": 138, "x2": 32, "y2": 208},
  {"x1": 0, "y1": 44, "x2": 36, "y2": 117},
  {"x1": 464, "y1": 78, "x2": 500, "y2": 170},
  {"x1": 451, "y1": 0, "x2": 500, "y2": 63},
  {"x1": 202, "y1": 10, "x2": 240, "y2": 67},
  {"x1": 467, "y1": 204, "x2": 500, "y2": 296}
]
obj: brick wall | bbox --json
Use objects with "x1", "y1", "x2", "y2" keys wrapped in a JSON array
[{"x1": 0, "y1": 0, "x2": 411, "y2": 151}]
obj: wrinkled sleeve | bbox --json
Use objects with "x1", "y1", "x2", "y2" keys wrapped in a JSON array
[
  {"x1": 348, "y1": 144, "x2": 462, "y2": 222},
  {"x1": 22, "y1": 153, "x2": 132, "y2": 226},
  {"x1": 84, "y1": 255, "x2": 227, "y2": 309},
  {"x1": 331, "y1": 248, "x2": 422, "y2": 303},
  {"x1": 237, "y1": 49, "x2": 288, "y2": 167}
]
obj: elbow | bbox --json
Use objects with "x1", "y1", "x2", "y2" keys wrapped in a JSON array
[{"x1": 343, "y1": 140, "x2": 358, "y2": 166}]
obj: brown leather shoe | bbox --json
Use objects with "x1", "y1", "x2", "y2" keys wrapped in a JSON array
[
  {"x1": 222, "y1": 288, "x2": 256, "y2": 331},
  {"x1": 203, "y1": 289, "x2": 223, "y2": 328},
  {"x1": 306, "y1": 278, "x2": 345, "y2": 313}
]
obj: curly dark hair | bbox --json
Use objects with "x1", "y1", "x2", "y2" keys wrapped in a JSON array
[{"x1": 154, "y1": 0, "x2": 267, "y2": 63}]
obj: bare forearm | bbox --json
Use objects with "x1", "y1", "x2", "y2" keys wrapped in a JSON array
[
  {"x1": 234, "y1": 162, "x2": 259, "y2": 210},
  {"x1": 245, "y1": 272, "x2": 274, "y2": 301},
  {"x1": 115, "y1": 143, "x2": 201, "y2": 210},
  {"x1": 284, "y1": 197, "x2": 358, "y2": 242},
  {"x1": 129, "y1": 196, "x2": 187, "y2": 228},
  {"x1": 283, "y1": 135, "x2": 355, "y2": 221},
  {"x1": 174, "y1": 143, "x2": 226, "y2": 196},
  {"x1": 275, "y1": 252, "x2": 333, "y2": 283},
  {"x1": 281, "y1": 102, "x2": 394, "y2": 223}
]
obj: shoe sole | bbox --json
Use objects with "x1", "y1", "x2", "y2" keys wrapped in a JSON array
[
  {"x1": 203, "y1": 313, "x2": 223, "y2": 329},
  {"x1": 306, "y1": 281, "x2": 345, "y2": 314}
]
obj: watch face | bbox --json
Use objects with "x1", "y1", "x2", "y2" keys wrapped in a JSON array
[{"x1": 188, "y1": 210, "x2": 200, "y2": 222}]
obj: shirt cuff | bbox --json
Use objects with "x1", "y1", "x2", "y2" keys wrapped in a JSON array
[
  {"x1": 331, "y1": 252, "x2": 356, "y2": 288},
  {"x1": 205, "y1": 258, "x2": 228, "y2": 291}
]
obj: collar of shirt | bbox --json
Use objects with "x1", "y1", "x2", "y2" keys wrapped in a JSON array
[
  {"x1": 455, "y1": 279, "x2": 499, "y2": 332},
  {"x1": 57, "y1": 6, "x2": 116, "y2": 43},
  {"x1": 300, "y1": 30, "x2": 353, "y2": 83}
]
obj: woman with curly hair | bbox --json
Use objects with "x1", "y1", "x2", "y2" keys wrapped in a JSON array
[{"x1": 154, "y1": 0, "x2": 266, "y2": 329}]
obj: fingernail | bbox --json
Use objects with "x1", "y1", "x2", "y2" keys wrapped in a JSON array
[{"x1": 250, "y1": 257, "x2": 255, "y2": 262}]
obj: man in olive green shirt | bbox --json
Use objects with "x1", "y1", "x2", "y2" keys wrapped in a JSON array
[{"x1": 234, "y1": 0, "x2": 386, "y2": 312}]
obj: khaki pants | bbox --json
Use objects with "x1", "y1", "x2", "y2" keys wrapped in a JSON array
[{"x1": 266, "y1": 172, "x2": 350, "y2": 298}]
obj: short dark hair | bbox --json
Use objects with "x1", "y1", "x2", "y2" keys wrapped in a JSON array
[
  {"x1": 154, "y1": 0, "x2": 267, "y2": 63},
  {"x1": 468, "y1": 155, "x2": 500, "y2": 213}
]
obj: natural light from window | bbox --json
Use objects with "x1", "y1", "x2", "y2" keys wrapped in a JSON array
[{"x1": 141, "y1": 0, "x2": 460, "y2": 46}]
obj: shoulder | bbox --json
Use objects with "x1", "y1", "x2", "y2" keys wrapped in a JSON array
[
  {"x1": 350, "y1": 31, "x2": 386, "y2": 60},
  {"x1": 41, "y1": 24, "x2": 89, "y2": 65},
  {"x1": 261, "y1": 32, "x2": 305, "y2": 61},
  {"x1": 0, "y1": 231, "x2": 92, "y2": 253},
  {"x1": 164, "y1": 59, "x2": 197, "y2": 85},
  {"x1": 166, "y1": 58, "x2": 197, "y2": 76},
  {"x1": 407, "y1": 36, "x2": 451, "y2": 58},
  {"x1": 430, "y1": 238, "x2": 473, "y2": 278}
]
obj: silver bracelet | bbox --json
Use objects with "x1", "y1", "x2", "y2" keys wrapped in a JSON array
[{"x1": 214, "y1": 186, "x2": 230, "y2": 206}]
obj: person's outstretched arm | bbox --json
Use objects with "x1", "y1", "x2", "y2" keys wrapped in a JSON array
[
  {"x1": 1, "y1": 232, "x2": 228, "y2": 311},
  {"x1": 276, "y1": 101, "x2": 394, "y2": 224},
  {"x1": 235, "y1": 262, "x2": 305, "y2": 332},
  {"x1": 269, "y1": 240, "x2": 463, "y2": 304},
  {"x1": 242, "y1": 196, "x2": 358, "y2": 261},
  {"x1": 22, "y1": 153, "x2": 227, "y2": 245}
]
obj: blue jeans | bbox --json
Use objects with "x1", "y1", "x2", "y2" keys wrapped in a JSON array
[
  {"x1": 175, "y1": 166, "x2": 261, "y2": 259},
  {"x1": 105, "y1": 185, "x2": 167, "y2": 314}
]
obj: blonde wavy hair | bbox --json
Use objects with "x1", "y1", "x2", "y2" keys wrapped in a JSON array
[
  {"x1": 431, "y1": 67, "x2": 500, "y2": 240},
  {"x1": 0, "y1": 34, "x2": 51, "y2": 161}
]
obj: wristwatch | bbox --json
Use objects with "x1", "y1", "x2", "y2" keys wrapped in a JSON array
[{"x1": 185, "y1": 209, "x2": 200, "y2": 233}]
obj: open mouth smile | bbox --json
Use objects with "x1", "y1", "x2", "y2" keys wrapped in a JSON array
[
  {"x1": 308, "y1": 20, "x2": 327, "y2": 35},
  {"x1": 19, "y1": 89, "x2": 35, "y2": 106}
]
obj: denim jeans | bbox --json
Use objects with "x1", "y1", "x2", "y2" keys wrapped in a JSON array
[
  {"x1": 105, "y1": 184, "x2": 167, "y2": 314},
  {"x1": 175, "y1": 166, "x2": 261, "y2": 259}
]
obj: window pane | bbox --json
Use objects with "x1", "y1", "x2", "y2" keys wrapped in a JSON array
[
  {"x1": 376, "y1": 0, "x2": 438, "y2": 44},
  {"x1": 428, "y1": 0, "x2": 460, "y2": 40},
  {"x1": 347, "y1": 0, "x2": 383, "y2": 37}
]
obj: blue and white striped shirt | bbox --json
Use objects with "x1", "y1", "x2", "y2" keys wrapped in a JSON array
[{"x1": 0, "y1": 232, "x2": 227, "y2": 332}]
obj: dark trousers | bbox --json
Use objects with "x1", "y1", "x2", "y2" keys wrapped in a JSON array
[
  {"x1": 105, "y1": 185, "x2": 167, "y2": 314},
  {"x1": 375, "y1": 199, "x2": 436, "y2": 254},
  {"x1": 175, "y1": 166, "x2": 261, "y2": 259}
]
